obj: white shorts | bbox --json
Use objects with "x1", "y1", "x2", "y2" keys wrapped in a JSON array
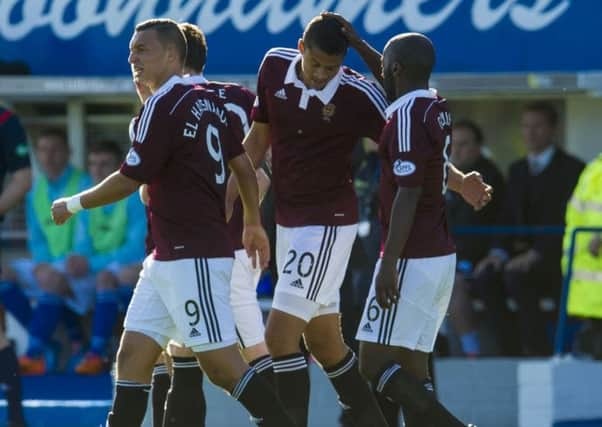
[
  {"x1": 124, "y1": 255, "x2": 237, "y2": 352},
  {"x1": 10, "y1": 258, "x2": 96, "y2": 315},
  {"x1": 356, "y1": 254, "x2": 456, "y2": 352},
  {"x1": 272, "y1": 224, "x2": 357, "y2": 322},
  {"x1": 230, "y1": 249, "x2": 264, "y2": 348}
]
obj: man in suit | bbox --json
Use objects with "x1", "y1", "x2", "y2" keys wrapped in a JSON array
[
  {"x1": 475, "y1": 102, "x2": 585, "y2": 356},
  {"x1": 446, "y1": 119, "x2": 506, "y2": 357}
]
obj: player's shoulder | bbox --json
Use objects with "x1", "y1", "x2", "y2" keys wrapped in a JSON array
[
  {"x1": 143, "y1": 75, "x2": 192, "y2": 113},
  {"x1": 207, "y1": 81, "x2": 255, "y2": 98},
  {"x1": 386, "y1": 89, "x2": 446, "y2": 124},
  {"x1": 339, "y1": 67, "x2": 387, "y2": 114},
  {"x1": 264, "y1": 47, "x2": 299, "y2": 61}
]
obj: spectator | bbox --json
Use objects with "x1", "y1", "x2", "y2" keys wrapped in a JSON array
[
  {"x1": 446, "y1": 120, "x2": 505, "y2": 357},
  {"x1": 0, "y1": 105, "x2": 32, "y2": 427},
  {"x1": 475, "y1": 102, "x2": 584, "y2": 356},
  {"x1": 74, "y1": 140, "x2": 146, "y2": 375},
  {"x1": 1, "y1": 128, "x2": 93, "y2": 374},
  {"x1": 562, "y1": 153, "x2": 602, "y2": 358}
]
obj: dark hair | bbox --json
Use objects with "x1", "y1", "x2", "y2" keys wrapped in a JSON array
[
  {"x1": 454, "y1": 119, "x2": 484, "y2": 146},
  {"x1": 523, "y1": 101, "x2": 559, "y2": 127},
  {"x1": 36, "y1": 128, "x2": 68, "y2": 148},
  {"x1": 180, "y1": 23, "x2": 208, "y2": 73},
  {"x1": 135, "y1": 19, "x2": 187, "y2": 64},
  {"x1": 302, "y1": 15, "x2": 348, "y2": 56},
  {"x1": 88, "y1": 140, "x2": 123, "y2": 159}
]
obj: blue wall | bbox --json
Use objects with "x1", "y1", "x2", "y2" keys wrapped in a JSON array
[{"x1": 0, "y1": 1, "x2": 600, "y2": 76}]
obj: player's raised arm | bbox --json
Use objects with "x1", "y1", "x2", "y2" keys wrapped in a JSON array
[
  {"x1": 323, "y1": 11, "x2": 383, "y2": 86},
  {"x1": 228, "y1": 152, "x2": 270, "y2": 269},
  {"x1": 51, "y1": 171, "x2": 141, "y2": 225}
]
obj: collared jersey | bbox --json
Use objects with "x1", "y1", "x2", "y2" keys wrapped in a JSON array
[
  {"x1": 379, "y1": 89, "x2": 455, "y2": 259},
  {"x1": 252, "y1": 47, "x2": 387, "y2": 227},
  {"x1": 121, "y1": 76, "x2": 244, "y2": 260}
]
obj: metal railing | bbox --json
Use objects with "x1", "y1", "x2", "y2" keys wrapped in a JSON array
[
  {"x1": 553, "y1": 226, "x2": 602, "y2": 355},
  {"x1": 453, "y1": 225, "x2": 602, "y2": 356}
]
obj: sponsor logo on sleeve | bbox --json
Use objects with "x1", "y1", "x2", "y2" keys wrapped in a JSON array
[
  {"x1": 125, "y1": 148, "x2": 141, "y2": 166},
  {"x1": 393, "y1": 159, "x2": 416, "y2": 177}
]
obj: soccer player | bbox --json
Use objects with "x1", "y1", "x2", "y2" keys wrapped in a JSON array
[
  {"x1": 354, "y1": 33, "x2": 477, "y2": 427},
  {"x1": 150, "y1": 22, "x2": 273, "y2": 427},
  {"x1": 0, "y1": 105, "x2": 32, "y2": 427},
  {"x1": 50, "y1": 19, "x2": 293, "y2": 427},
  {"x1": 239, "y1": 13, "x2": 491, "y2": 427}
]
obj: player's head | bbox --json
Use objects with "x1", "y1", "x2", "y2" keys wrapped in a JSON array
[
  {"x1": 298, "y1": 15, "x2": 348, "y2": 90},
  {"x1": 521, "y1": 101, "x2": 558, "y2": 154},
  {"x1": 179, "y1": 22, "x2": 208, "y2": 75},
  {"x1": 88, "y1": 140, "x2": 123, "y2": 184},
  {"x1": 382, "y1": 33, "x2": 435, "y2": 101},
  {"x1": 129, "y1": 19, "x2": 187, "y2": 92},
  {"x1": 34, "y1": 128, "x2": 70, "y2": 180},
  {"x1": 452, "y1": 119, "x2": 484, "y2": 169}
]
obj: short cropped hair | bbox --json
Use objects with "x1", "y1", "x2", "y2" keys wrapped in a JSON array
[
  {"x1": 135, "y1": 19, "x2": 187, "y2": 64},
  {"x1": 180, "y1": 23, "x2": 208, "y2": 73},
  {"x1": 454, "y1": 119, "x2": 484, "y2": 146},
  {"x1": 36, "y1": 128, "x2": 68, "y2": 148},
  {"x1": 523, "y1": 101, "x2": 559, "y2": 127},
  {"x1": 88, "y1": 140, "x2": 123, "y2": 160},
  {"x1": 302, "y1": 15, "x2": 348, "y2": 56}
]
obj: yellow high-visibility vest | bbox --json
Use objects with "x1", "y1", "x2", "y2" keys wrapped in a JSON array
[{"x1": 563, "y1": 154, "x2": 602, "y2": 319}]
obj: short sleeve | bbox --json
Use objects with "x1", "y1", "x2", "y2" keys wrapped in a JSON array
[
  {"x1": 0, "y1": 112, "x2": 31, "y2": 172},
  {"x1": 349, "y1": 77, "x2": 386, "y2": 141},
  {"x1": 387, "y1": 110, "x2": 431, "y2": 188},
  {"x1": 250, "y1": 53, "x2": 271, "y2": 123},
  {"x1": 120, "y1": 101, "x2": 171, "y2": 183}
]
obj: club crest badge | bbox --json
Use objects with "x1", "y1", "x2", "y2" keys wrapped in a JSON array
[{"x1": 322, "y1": 103, "x2": 336, "y2": 122}]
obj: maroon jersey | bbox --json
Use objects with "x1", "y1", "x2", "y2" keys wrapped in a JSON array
[
  {"x1": 120, "y1": 76, "x2": 244, "y2": 260},
  {"x1": 252, "y1": 47, "x2": 387, "y2": 227},
  {"x1": 187, "y1": 76, "x2": 255, "y2": 252},
  {"x1": 379, "y1": 89, "x2": 455, "y2": 259}
]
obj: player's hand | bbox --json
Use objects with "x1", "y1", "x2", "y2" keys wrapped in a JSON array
[
  {"x1": 375, "y1": 258, "x2": 399, "y2": 309},
  {"x1": 51, "y1": 198, "x2": 73, "y2": 225},
  {"x1": 321, "y1": 11, "x2": 362, "y2": 48},
  {"x1": 242, "y1": 224, "x2": 270, "y2": 270},
  {"x1": 505, "y1": 249, "x2": 540, "y2": 274},
  {"x1": 474, "y1": 254, "x2": 504, "y2": 276},
  {"x1": 588, "y1": 235, "x2": 601, "y2": 257},
  {"x1": 460, "y1": 172, "x2": 493, "y2": 211},
  {"x1": 66, "y1": 255, "x2": 89, "y2": 278}
]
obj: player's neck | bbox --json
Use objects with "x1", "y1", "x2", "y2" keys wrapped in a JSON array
[
  {"x1": 149, "y1": 71, "x2": 181, "y2": 93},
  {"x1": 396, "y1": 80, "x2": 428, "y2": 98}
]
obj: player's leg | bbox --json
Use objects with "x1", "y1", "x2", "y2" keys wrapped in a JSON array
[
  {"x1": 162, "y1": 342, "x2": 206, "y2": 427},
  {"x1": 151, "y1": 352, "x2": 170, "y2": 427},
  {"x1": 264, "y1": 307, "x2": 310, "y2": 426},
  {"x1": 159, "y1": 257, "x2": 295, "y2": 426},
  {"x1": 304, "y1": 312, "x2": 387, "y2": 427},
  {"x1": 230, "y1": 249, "x2": 273, "y2": 384},
  {"x1": 357, "y1": 255, "x2": 471, "y2": 427},
  {"x1": 106, "y1": 258, "x2": 173, "y2": 427},
  {"x1": 0, "y1": 305, "x2": 26, "y2": 426},
  {"x1": 108, "y1": 331, "x2": 163, "y2": 427}
]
